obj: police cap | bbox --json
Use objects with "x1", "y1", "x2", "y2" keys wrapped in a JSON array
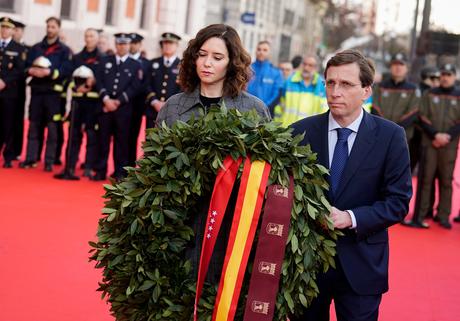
[
  {"x1": 13, "y1": 20, "x2": 26, "y2": 29},
  {"x1": 390, "y1": 52, "x2": 408, "y2": 65},
  {"x1": 114, "y1": 33, "x2": 131, "y2": 44},
  {"x1": 0, "y1": 17, "x2": 15, "y2": 29},
  {"x1": 420, "y1": 66, "x2": 440, "y2": 79},
  {"x1": 129, "y1": 33, "x2": 144, "y2": 43},
  {"x1": 160, "y1": 32, "x2": 181, "y2": 44},
  {"x1": 440, "y1": 63, "x2": 456, "y2": 75}
]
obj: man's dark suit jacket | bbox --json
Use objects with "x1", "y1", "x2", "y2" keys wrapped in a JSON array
[{"x1": 291, "y1": 110, "x2": 412, "y2": 295}]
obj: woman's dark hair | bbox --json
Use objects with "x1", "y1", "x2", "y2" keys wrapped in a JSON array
[
  {"x1": 324, "y1": 49, "x2": 375, "y2": 87},
  {"x1": 179, "y1": 24, "x2": 252, "y2": 97}
]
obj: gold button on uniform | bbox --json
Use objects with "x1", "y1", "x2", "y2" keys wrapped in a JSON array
[
  {"x1": 164, "y1": 74, "x2": 169, "y2": 80},
  {"x1": 160, "y1": 97, "x2": 165, "y2": 102},
  {"x1": 162, "y1": 82, "x2": 167, "y2": 86},
  {"x1": 161, "y1": 89, "x2": 166, "y2": 94}
]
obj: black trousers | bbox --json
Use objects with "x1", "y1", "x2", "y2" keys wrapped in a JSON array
[
  {"x1": 290, "y1": 260, "x2": 382, "y2": 321},
  {"x1": 12, "y1": 81, "x2": 26, "y2": 158},
  {"x1": 0, "y1": 96, "x2": 18, "y2": 162},
  {"x1": 127, "y1": 95, "x2": 146, "y2": 166},
  {"x1": 94, "y1": 105, "x2": 132, "y2": 178},
  {"x1": 54, "y1": 97, "x2": 66, "y2": 162},
  {"x1": 64, "y1": 99, "x2": 99, "y2": 170},
  {"x1": 24, "y1": 93, "x2": 61, "y2": 165}
]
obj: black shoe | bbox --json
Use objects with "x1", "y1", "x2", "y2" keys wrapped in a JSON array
[
  {"x1": 3, "y1": 161, "x2": 13, "y2": 168},
  {"x1": 54, "y1": 159, "x2": 62, "y2": 166},
  {"x1": 438, "y1": 220, "x2": 452, "y2": 230},
  {"x1": 83, "y1": 168, "x2": 92, "y2": 178},
  {"x1": 90, "y1": 173, "x2": 106, "y2": 181},
  {"x1": 401, "y1": 220, "x2": 430, "y2": 229},
  {"x1": 54, "y1": 169, "x2": 80, "y2": 180},
  {"x1": 19, "y1": 161, "x2": 37, "y2": 169},
  {"x1": 453, "y1": 216, "x2": 460, "y2": 223}
]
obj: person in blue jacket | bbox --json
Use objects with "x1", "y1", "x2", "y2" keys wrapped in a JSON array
[{"x1": 247, "y1": 41, "x2": 283, "y2": 115}]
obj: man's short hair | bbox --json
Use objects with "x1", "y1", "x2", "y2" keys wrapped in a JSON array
[
  {"x1": 324, "y1": 49, "x2": 375, "y2": 87},
  {"x1": 257, "y1": 40, "x2": 270, "y2": 47},
  {"x1": 46, "y1": 16, "x2": 61, "y2": 27}
]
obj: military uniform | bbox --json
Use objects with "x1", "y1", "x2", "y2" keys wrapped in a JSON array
[
  {"x1": 56, "y1": 47, "x2": 103, "y2": 179},
  {"x1": 372, "y1": 79, "x2": 420, "y2": 142},
  {"x1": 93, "y1": 47, "x2": 142, "y2": 180},
  {"x1": 127, "y1": 33, "x2": 149, "y2": 166},
  {"x1": 145, "y1": 32, "x2": 182, "y2": 128},
  {"x1": 0, "y1": 17, "x2": 26, "y2": 168},
  {"x1": 20, "y1": 36, "x2": 72, "y2": 171},
  {"x1": 417, "y1": 84, "x2": 460, "y2": 226}
]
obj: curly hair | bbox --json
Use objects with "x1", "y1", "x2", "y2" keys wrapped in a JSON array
[{"x1": 179, "y1": 24, "x2": 252, "y2": 97}]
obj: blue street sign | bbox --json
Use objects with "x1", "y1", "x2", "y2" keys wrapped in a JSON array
[{"x1": 241, "y1": 12, "x2": 256, "y2": 25}]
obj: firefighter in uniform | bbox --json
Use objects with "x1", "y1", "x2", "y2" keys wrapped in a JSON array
[
  {"x1": 0, "y1": 17, "x2": 26, "y2": 168},
  {"x1": 55, "y1": 28, "x2": 103, "y2": 180},
  {"x1": 11, "y1": 20, "x2": 29, "y2": 161},
  {"x1": 127, "y1": 32, "x2": 149, "y2": 166},
  {"x1": 19, "y1": 17, "x2": 72, "y2": 172},
  {"x1": 405, "y1": 64, "x2": 460, "y2": 229},
  {"x1": 92, "y1": 33, "x2": 142, "y2": 181},
  {"x1": 145, "y1": 32, "x2": 181, "y2": 128},
  {"x1": 372, "y1": 52, "x2": 420, "y2": 169}
]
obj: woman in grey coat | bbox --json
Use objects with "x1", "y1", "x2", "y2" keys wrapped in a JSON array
[{"x1": 156, "y1": 24, "x2": 270, "y2": 126}]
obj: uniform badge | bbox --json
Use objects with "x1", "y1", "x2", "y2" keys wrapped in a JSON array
[
  {"x1": 172, "y1": 68, "x2": 179, "y2": 74},
  {"x1": 451, "y1": 99, "x2": 457, "y2": 106},
  {"x1": 433, "y1": 96, "x2": 440, "y2": 104},
  {"x1": 152, "y1": 62, "x2": 159, "y2": 69},
  {"x1": 401, "y1": 92, "x2": 407, "y2": 98},
  {"x1": 105, "y1": 62, "x2": 112, "y2": 69}
]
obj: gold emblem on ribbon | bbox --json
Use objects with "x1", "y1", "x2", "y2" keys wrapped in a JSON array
[
  {"x1": 251, "y1": 300, "x2": 270, "y2": 314},
  {"x1": 273, "y1": 185, "x2": 288, "y2": 198},
  {"x1": 258, "y1": 261, "x2": 276, "y2": 275},
  {"x1": 266, "y1": 223, "x2": 284, "y2": 237}
]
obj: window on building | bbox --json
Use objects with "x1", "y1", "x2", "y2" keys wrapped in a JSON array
[
  {"x1": 283, "y1": 9, "x2": 294, "y2": 26},
  {"x1": 105, "y1": 0, "x2": 115, "y2": 25},
  {"x1": 0, "y1": 0, "x2": 15, "y2": 11},
  {"x1": 60, "y1": 0, "x2": 72, "y2": 20},
  {"x1": 279, "y1": 34, "x2": 291, "y2": 62},
  {"x1": 140, "y1": 0, "x2": 148, "y2": 29}
]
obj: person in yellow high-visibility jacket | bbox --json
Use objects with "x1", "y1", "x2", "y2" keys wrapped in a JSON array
[{"x1": 274, "y1": 55, "x2": 327, "y2": 127}]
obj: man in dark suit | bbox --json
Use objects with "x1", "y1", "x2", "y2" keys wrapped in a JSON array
[{"x1": 291, "y1": 50, "x2": 412, "y2": 321}]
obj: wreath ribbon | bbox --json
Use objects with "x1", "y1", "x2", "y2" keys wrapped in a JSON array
[{"x1": 194, "y1": 155, "x2": 294, "y2": 321}]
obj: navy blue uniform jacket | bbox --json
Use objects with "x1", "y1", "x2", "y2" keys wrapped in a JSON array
[{"x1": 291, "y1": 110, "x2": 412, "y2": 295}]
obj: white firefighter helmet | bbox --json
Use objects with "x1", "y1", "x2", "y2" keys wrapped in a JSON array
[
  {"x1": 32, "y1": 56, "x2": 52, "y2": 68},
  {"x1": 72, "y1": 65, "x2": 95, "y2": 79}
]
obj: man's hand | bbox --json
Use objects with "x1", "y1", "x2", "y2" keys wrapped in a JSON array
[
  {"x1": 29, "y1": 67, "x2": 51, "y2": 78},
  {"x1": 152, "y1": 100, "x2": 165, "y2": 112},
  {"x1": 330, "y1": 206, "x2": 352, "y2": 229},
  {"x1": 433, "y1": 133, "x2": 451, "y2": 148},
  {"x1": 103, "y1": 99, "x2": 119, "y2": 112},
  {"x1": 0, "y1": 79, "x2": 6, "y2": 91}
]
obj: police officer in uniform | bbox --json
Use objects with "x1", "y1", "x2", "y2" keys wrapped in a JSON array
[
  {"x1": 19, "y1": 17, "x2": 72, "y2": 172},
  {"x1": 145, "y1": 32, "x2": 181, "y2": 128},
  {"x1": 55, "y1": 28, "x2": 103, "y2": 180},
  {"x1": 405, "y1": 64, "x2": 460, "y2": 229},
  {"x1": 127, "y1": 32, "x2": 148, "y2": 166},
  {"x1": 0, "y1": 17, "x2": 26, "y2": 168},
  {"x1": 372, "y1": 52, "x2": 420, "y2": 169},
  {"x1": 92, "y1": 33, "x2": 142, "y2": 181},
  {"x1": 11, "y1": 20, "x2": 29, "y2": 161}
]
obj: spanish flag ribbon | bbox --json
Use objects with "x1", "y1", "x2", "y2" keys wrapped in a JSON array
[
  {"x1": 212, "y1": 158, "x2": 271, "y2": 321},
  {"x1": 194, "y1": 156, "x2": 243, "y2": 321}
]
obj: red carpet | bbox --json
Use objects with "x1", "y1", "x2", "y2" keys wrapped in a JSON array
[{"x1": 0, "y1": 143, "x2": 459, "y2": 321}]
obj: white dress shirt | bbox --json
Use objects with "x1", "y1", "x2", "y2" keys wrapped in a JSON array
[
  {"x1": 163, "y1": 55, "x2": 177, "y2": 67},
  {"x1": 327, "y1": 108, "x2": 364, "y2": 229},
  {"x1": 116, "y1": 54, "x2": 129, "y2": 65}
]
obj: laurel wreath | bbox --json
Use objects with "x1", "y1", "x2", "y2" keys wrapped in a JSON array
[{"x1": 89, "y1": 107, "x2": 340, "y2": 320}]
